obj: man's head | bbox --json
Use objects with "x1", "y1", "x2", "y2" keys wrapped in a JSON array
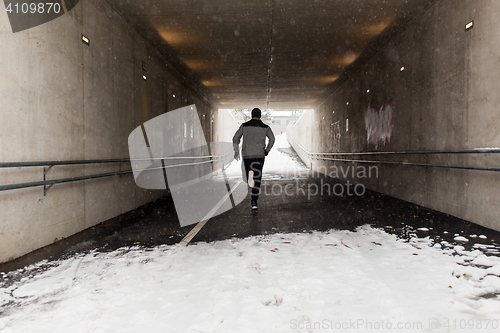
[{"x1": 251, "y1": 108, "x2": 261, "y2": 119}]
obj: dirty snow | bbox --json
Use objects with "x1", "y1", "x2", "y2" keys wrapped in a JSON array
[{"x1": 1, "y1": 225, "x2": 500, "y2": 332}]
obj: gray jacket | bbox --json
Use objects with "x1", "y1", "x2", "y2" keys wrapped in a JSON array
[{"x1": 233, "y1": 118, "x2": 275, "y2": 158}]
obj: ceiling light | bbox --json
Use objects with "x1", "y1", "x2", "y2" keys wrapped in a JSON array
[
  {"x1": 81, "y1": 35, "x2": 89, "y2": 45},
  {"x1": 332, "y1": 53, "x2": 360, "y2": 66},
  {"x1": 142, "y1": 75, "x2": 147, "y2": 81},
  {"x1": 367, "y1": 89, "x2": 370, "y2": 93},
  {"x1": 319, "y1": 75, "x2": 340, "y2": 83},
  {"x1": 400, "y1": 66, "x2": 405, "y2": 72},
  {"x1": 173, "y1": 94, "x2": 176, "y2": 98},
  {"x1": 346, "y1": 102, "x2": 349, "y2": 105},
  {"x1": 465, "y1": 21, "x2": 474, "y2": 32}
]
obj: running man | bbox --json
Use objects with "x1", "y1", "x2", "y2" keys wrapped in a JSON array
[{"x1": 232, "y1": 108, "x2": 275, "y2": 210}]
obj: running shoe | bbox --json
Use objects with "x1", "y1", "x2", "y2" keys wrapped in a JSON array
[
  {"x1": 248, "y1": 170, "x2": 255, "y2": 188},
  {"x1": 251, "y1": 200, "x2": 258, "y2": 210}
]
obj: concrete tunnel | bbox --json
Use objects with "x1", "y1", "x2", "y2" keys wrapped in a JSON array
[{"x1": 1, "y1": 0, "x2": 500, "y2": 327}]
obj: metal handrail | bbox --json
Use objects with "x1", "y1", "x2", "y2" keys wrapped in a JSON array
[
  {"x1": 0, "y1": 170, "x2": 133, "y2": 192},
  {"x1": 0, "y1": 159, "x2": 129, "y2": 168},
  {"x1": 312, "y1": 148, "x2": 500, "y2": 156},
  {"x1": 132, "y1": 154, "x2": 230, "y2": 173},
  {"x1": 0, "y1": 151, "x2": 233, "y2": 193},
  {"x1": 0, "y1": 154, "x2": 230, "y2": 169},
  {"x1": 287, "y1": 134, "x2": 500, "y2": 172},
  {"x1": 287, "y1": 135, "x2": 313, "y2": 157},
  {"x1": 319, "y1": 157, "x2": 500, "y2": 172}
]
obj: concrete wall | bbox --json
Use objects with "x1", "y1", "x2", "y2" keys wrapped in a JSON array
[
  {"x1": 287, "y1": 110, "x2": 314, "y2": 169},
  {"x1": 0, "y1": 0, "x2": 216, "y2": 263},
  {"x1": 307, "y1": 0, "x2": 500, "y2": 231},
  {"x1": 214, "y1": 109, "x2": 239, "y2": 145}
]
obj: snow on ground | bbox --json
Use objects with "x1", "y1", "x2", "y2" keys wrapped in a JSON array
[
  {"x1": 1, "y1": 226, "x2": 500, "y2": 333},
  {"x1": 223, "y1": 133, "x2": 308, "y2": 180}
]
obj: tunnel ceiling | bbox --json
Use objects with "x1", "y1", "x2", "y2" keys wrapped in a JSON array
[{"x1": 106, "y1": 0, "x2": 434, "y2": 110}]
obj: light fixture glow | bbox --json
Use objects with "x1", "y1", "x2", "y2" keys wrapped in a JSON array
[
  {"x1": 465, "y1": 21, "x2": 474, "y2": 31},
  {"x1": 400, "y1": 66, "x2": 405, "y2": 72},
  {"x1": 173, "y1": 94, "x2": 176, "y2": 98},
  {"x1": 142, "y1": 75, "x2": 147, "y2": 81},
  {"x1": 346, "y1": 102, "x2": 349, "y2": 105},
  {"x1": 81, "y1": 35, "x2": 89, "y2": 45},
  {"x1": 367, "y1": 89, "x2": 370, "y2": 93},
  {"x1": 332, "y1": 53, "x2": 360, "y2": 66}
]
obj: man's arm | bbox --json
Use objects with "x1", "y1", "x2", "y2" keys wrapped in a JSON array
[
  {"x1": 265, "y1": 127, "x2": 275, "y2": 155},
  {"x1": 232, "y1": 125, "x2": 243, "y2": 159}
]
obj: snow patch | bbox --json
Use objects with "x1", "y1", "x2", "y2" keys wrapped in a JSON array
[{"x1": 0, "y1": 225, "x2": 499, "y2": 332}]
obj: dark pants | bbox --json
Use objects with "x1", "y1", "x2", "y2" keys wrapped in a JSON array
[{"x1": 243, "y1": 157, "x2": 265, "y2": 202}]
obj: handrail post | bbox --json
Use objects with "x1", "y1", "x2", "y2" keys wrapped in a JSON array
[
  {"x1": 118, "y1": 162, "x2": 123, "y2": 181},
  {"x1": 43, "y1": 165, "x2": 54, "y2": 196}
]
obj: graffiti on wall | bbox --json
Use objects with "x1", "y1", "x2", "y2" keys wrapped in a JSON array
[
  {"x1": 328, "y1": 121, "x2": 341, "y2": 153},
  {"x1": 365, "y1": 100, "x2": 394, "y2": 150}
]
